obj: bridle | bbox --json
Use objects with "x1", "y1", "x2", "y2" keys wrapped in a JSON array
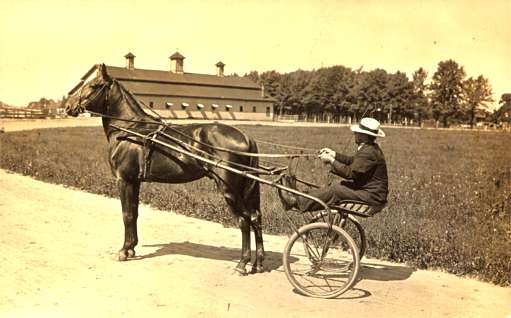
[{"x1": 73, "y1": 79, "x2": 111, "y2": 114}]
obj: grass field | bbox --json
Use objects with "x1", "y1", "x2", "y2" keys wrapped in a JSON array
[{"x1": 1, "y1": 125, "x2": 509, "y2": 285}]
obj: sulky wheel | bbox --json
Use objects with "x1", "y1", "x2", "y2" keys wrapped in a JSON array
[
  {"x1": 339, "y1": 215, "x2": 366, "y2": 260},
  {"x1": 309, "y1": 211, "x2": 367, "y2": 260},
  {"x1": 283, "y1": 222, "x2": 360, "y2": 298}
]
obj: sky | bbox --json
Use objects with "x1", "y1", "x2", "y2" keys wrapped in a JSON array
[{"x1": 0, "y1": 0, "x2": 509, "y2": 109}]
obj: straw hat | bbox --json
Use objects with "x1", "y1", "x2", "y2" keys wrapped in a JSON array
[{"x1": 350, "y1": 117, "x2": 385, "y2": 137}]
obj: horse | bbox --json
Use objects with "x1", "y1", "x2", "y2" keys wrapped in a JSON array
[{"x1": 65, "y1": 64, "x2": 264, "y2": 275}]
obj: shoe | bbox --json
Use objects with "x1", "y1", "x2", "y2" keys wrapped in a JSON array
[{"x1": 277, "y1": 175, "x2": 298, "y2": 210}]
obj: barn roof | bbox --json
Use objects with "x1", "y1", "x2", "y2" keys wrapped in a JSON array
[
  {"x1": 105, "y1": 65, "x2": 260, "y2": 89},
  {"x1": 69, "y1": 64, "x2": 275, "y2": 103}
]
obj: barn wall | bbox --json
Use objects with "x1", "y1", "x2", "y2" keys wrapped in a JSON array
[{"x1": 136, "y1": 95, "x2": 274, "y2": 121}]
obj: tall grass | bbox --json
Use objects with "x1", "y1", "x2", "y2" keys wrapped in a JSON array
[{"x1": 1, "y1": 126, "x2": 509, "y2": 285}]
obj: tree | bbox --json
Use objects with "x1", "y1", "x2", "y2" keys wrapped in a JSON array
[
  {"x1": 386, "y1": 71, "x2": 414, "y2": 124},
  {"x1": 463, "y1": 75, "x2": 494, "y2": 128},
  {"x1": 411, "y1": 68, "x2": 430, "y2": 126},
  {"x1": 352, "y1": 69, "x2": 390, "y2": 122},
  {"x1": 287, "y1": 70, "x2": 315, "y2": 117},
  {"x1": 245, "y1": 71, "x2": 260, "y2": 84},
  {"x1": 429, "y1": 59, "x2": 466, "y2": 127},
  {"x1": 258, "y1": 70, "x2": 284, "y2": 115},
  {"x1": 493, "y1": 93, "x2": 511, "y2": 124},
  {"x1": 299, "y1": 66, "x2": 356, "y2": 121}
]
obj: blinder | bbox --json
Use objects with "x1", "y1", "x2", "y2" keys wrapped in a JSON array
[{"x1": 73, "y1": 79, "x2": 112, "y2": 114}]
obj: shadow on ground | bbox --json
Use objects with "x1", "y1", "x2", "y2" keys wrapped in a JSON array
[
  {"x1": 360, "y1": 262, "x2": 416, "y2": 281},
  {"x1": 141, "y1": 241, "x2": 285, "y2": 272},
  {"x1": 141, "y1": 241, "x2": 416, "y2": 283}
]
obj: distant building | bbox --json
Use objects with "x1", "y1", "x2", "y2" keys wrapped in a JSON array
[{"x1": 69, "y1": 52, "x2": 275, "y2": 121}]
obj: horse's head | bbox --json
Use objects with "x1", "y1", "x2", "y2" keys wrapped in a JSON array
[{"x1": 65, "y1": 64, "x2": 112, "y2": 117}]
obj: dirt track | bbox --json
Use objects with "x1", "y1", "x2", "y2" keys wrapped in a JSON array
[
  {"x1": 1, "y1": 119, "x2": 510, "y2": 317},
  {"x1": 0, "y1": 169, "x2": 509, "y2": 318},
  {"x1": 0, "y1": 116, "x2": 347, "y2": 133}
]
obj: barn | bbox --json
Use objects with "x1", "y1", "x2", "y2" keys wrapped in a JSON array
[{"x1": 69, "y1": 52, "x2": 276, "y2": 121}]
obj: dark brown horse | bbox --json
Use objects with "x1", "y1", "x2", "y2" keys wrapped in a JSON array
[{"x1": 65, "y1": 64, "x2": 264, "y2": 274}]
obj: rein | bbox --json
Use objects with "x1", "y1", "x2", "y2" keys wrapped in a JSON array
[
  {"x1": 113, "y1": 124, "x2": 287, "y2": 176},
  {"x1": 85, "y1": 109, "x2": 318, "y2": 159}
]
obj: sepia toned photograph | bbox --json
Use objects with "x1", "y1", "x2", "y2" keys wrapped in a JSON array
[{"x1": 1, "y1": 0, "x2": 509, "y2": 317}]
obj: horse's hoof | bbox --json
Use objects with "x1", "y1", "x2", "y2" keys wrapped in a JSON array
[
  {"x1": 251, "y1": 265, "x2": 265, "y2": 274},
  {"x1": 118, "y1": 251, "x2": 128, "y2": 261},
  {"x1": 233, "y1": 267, "x2": 248, "y2": 276},
  {"x1": 127, "y1": 249, "x2": 136, "y2": 258}
]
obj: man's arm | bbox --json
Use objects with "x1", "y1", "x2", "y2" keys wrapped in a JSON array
[
  {"x1": 330, "y1": 148, "x2": 376, "y2": 180},
  {"x1": 334, "y1": 152, "x2": 353, "y2": 165}
]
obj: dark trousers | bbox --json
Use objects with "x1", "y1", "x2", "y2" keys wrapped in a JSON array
[{"x1": 296, "y1": 181, "x2": 367, "y2": 212}]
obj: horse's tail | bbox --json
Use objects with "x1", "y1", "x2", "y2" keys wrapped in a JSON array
[{"x1": 242, "y1": 137, "x2": 260, "y2": 212}]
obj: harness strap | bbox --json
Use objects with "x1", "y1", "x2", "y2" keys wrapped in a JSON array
[
  {"x1": 140, "y1": 125, "x2": 166, "y2": 179},
  {"x1": 115, "y1": 127, "x2": 287, "y2": 176},
  {"x1": 156, "y1": 130, "x2": 315, "y2": 158},
  {"x1": 86, "y1": 110, "x2": 317, "y2": 159}
]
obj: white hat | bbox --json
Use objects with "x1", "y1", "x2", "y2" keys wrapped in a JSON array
[{"x1": 350, "y1": 117, "x2": 385, "y2": 137}]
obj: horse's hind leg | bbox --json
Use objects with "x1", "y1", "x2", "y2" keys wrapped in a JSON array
[
  {"x1": 118, "y1": 179, "x2": 141, "y2": 261},
  {"x1": 224, "y1": 195, "x2": 251, "y2": 275},
  {"x1": 250, "y1": 209, "x2": 265, "y2": 273},
  {"x1": 236, "y1": 214, "x2": 252, "y2": 275}
]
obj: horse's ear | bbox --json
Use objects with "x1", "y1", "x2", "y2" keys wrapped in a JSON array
[{"x1": 98, "y1": 63, "x2": 111, "y2": 82}]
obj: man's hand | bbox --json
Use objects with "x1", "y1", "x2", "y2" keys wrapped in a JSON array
[
  {"x1": 319, "y1": 148, "x2": 336, "y2": 157},
  {"x1": 318, "y1": 151, "x2": 335, "y2": 164}
]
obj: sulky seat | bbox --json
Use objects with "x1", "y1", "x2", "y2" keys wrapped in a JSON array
[{"x1": 330, "y1": 200, "x2": 385, "y2": 218}]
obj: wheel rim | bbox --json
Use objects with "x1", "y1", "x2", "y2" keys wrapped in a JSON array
[{"x1": 283, "y1": 223, "x2": 360, "y2": 298}]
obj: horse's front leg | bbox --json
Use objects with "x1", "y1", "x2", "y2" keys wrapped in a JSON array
[{"x1": 118, "y1": 179, "x2": 141, "y2": 261}]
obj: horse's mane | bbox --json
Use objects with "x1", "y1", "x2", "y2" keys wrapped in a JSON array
[{"x1": 113, "y1": 79, "x2": 163, "y2": 123}]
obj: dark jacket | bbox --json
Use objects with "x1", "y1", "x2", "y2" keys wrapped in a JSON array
[{"x1": 331, "y1": 142, "x2": 388, "y2": 205}]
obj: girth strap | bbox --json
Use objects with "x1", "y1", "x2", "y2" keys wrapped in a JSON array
[{"x1": 139, "y1": 126, "x2": 166, "y2": 180}]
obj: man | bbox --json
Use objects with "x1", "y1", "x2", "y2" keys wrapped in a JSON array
[{"x1": 279, "y1": 117, "x2": 388, "y2": 212}]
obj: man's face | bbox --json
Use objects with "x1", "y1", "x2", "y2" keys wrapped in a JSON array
[{"x1": 354, "y1": 132, "x2": 365, "y2": 144}]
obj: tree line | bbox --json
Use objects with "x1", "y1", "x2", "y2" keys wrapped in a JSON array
[{"x1": 245, "y1": 59, "x2": 509, "y2": 128}]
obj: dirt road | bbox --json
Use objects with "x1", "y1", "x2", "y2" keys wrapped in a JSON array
[{"x1": 0, "y1": 169, "x2": 509, "y2": 317}]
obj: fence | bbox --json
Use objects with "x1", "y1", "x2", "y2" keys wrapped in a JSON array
[
  {"x1": 275, "y1": 114, "x2": 353, "y2": 124},
  {"x1": 0, "y1": 108, "x2": 65, "y2": 119}
]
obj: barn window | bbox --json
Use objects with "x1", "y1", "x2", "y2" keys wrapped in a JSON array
[
  {"x1": 239, "y1": 105, "x2": 244, "y2": 112},
  {"x1": 165, "y1": 102, "x2": 173, "y2": 109},
  {"x1": 149, "y1": 101, "x2": 154, "y2": 108},
  {"x1": 226, "y1": 104, "x2": 232, "y2": 111},
  {"x1": 197, "y1": 103, "x2": 205, "y2": 110},
  {"x1": 212, "y1": 103, "x2": 219, "y2": 111},
  {"x1": 181, "y1": 102, "x2": 189, "y2": 110},
  {"x1": 252, "y1": 106, "x2": 257, "y2": 112},
  {"x1": 266, "y1": 106, "x2": 271, "y2": 116}
]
